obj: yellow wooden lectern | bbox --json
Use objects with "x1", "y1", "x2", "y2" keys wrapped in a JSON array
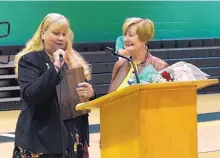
[{"x1": 76, "y1": 79, "x2": 218, "y2": 158}]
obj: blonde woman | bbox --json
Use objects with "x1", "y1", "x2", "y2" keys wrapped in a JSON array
[
  {"x1": 13, "y1": 13, "x2": 95, "y2": 158},
  {"x1": 109, "y1": 18, "x2": 169, "y2": 93}
]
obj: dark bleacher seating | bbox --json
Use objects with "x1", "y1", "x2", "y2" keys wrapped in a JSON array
[
  {"x1": 203, "y1": 38, "x2": 215, "y2": 47},
  {"x1": 100, "y1": 42, "x2": 115, "y2": 51},
  {"x1": 73, "y1": 43, "x2": 86, "y2": 52},
  {"x1": 0, "y1": 55, "x2": 21, "y2": 110},
  {"x1": 148, "y1": 40, "x2": 162, "y2": 49},
  {"x1": 149, "y1": 49, "x2": 168, "y2": 59},
  {"x1": 81, "y1": 51, "x2": 106, "y2": 63},
  {"x1": 0, "y1": 46, "x2": 17, "y2": 56},
  {"x1": 0, "y1": 46, "x2": 17, "y2": 64},
  {"x1": 161, "y1": 39, "x2": 176, "y2": 48},
  {"x1": 0, "y1": 38, "x2": 220, "y2": 110},
  {"x1": 189, "y1": 39, "x2": 203, "y2": 47},
  {"x1": 215, "y1": 38, "x2": 220, "y2": 46},
  {"x1": 17, "y1": 45, "x2": 25, "y2": 52},
  {"x1": 176, "y1": 39, "x2": 190, "y2": 48},
  {"x1": 85, "y1": 43, "x2": 101, "y2": 52}
]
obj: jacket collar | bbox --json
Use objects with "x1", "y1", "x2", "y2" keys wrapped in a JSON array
[{"x1": 41, "y1": 50, "x2": 54, "y2": 67}]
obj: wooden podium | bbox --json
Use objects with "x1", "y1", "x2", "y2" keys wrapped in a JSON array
[{"x1": 76, "y1": 79, "x2": 218, "y2": 158}]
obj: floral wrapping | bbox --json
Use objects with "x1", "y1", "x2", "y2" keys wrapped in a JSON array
[{"x1": 148, "y1": 61, "x2": 209, "y2": 83}]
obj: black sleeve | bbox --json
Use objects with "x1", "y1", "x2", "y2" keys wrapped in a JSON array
[
  {"x1": 89, "y1": 91, "x2": 97, "y2": 101},
  {"x1": 86, "y1": 79, "x2": 97, "y2": 101},
  {"x1": 18, "y1": 54, "x2": 60, "y2": 105}
]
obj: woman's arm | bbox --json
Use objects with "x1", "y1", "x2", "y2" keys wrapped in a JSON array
[{"x1": 18, "y1": 53, "x2": 60, "y2": 105}]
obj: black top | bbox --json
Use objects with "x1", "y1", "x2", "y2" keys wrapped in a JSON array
[{"x1": 15, "y1": 50, "x2": 70, "y2": 154}]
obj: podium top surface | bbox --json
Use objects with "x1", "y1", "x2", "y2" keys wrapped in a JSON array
[{"x1": 76, "y1": 79, "x2": 218, "y2": 110}]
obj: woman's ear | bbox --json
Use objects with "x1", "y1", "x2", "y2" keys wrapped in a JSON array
[{"x1": 41, "y1": 29, "x2": 45, "y2": 40}]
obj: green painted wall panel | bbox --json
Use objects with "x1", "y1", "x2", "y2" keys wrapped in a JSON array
[{"x1": 0, "y1": 1, "x2": 220, "y2": 45}]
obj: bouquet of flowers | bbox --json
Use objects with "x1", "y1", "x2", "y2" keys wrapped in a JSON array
[{"x1": 139, "y1": 61, "x2": 209, "y2": 83}]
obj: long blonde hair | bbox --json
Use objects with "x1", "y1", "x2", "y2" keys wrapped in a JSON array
[{"x1": 15, "y1": 13, "x2": 91, "y2": 80}]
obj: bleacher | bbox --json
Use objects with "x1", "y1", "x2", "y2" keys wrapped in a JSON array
[{"x1": 0, "y1": 38, "x2": 220, "y2": 110}]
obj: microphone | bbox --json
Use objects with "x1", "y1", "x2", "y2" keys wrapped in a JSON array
[
  {"x1": 59, "y1": 53, "x2": 64, "y2": 62},
  {"x1": 105, "y1": 47, "x2": 140, "y2": 84}
]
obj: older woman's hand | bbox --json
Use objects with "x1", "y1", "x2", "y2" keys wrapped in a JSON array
[{"x1": 76, "y1": 82, "x2": 95, "y2": 99}]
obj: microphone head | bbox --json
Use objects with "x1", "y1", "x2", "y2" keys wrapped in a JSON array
[
  {"x1": 59, "y1": 53, "x2": 64, "y2": 62},
  {"x1": 105, "y1": 47, "x2": 115, "y2": 54},
  {"x1": 59, "y1": 54, "x2": 63, "y2": 58}
]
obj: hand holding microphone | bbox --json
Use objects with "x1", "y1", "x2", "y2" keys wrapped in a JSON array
[{"x1": 53, "y1": 49, "x2": 65, "y2": 71}]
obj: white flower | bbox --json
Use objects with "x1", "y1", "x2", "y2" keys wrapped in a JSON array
[{"x1": 149, "y1": 74, "x2": 167, "y2": 83}]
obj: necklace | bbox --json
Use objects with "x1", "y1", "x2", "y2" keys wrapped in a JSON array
[{"x1": 46, "y1": 52, "x2": 54, "y2": 62}]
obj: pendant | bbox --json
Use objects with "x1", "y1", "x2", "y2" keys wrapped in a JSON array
[{"x1": 46, "y1": 63, "x2": 50, "y2": 69}]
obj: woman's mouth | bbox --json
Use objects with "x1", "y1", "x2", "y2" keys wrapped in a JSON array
[
  {"x1": 56, "y1": 43, "x2": 64, "y2": 46},
  {"x1": 55, "y1": 43, "x2": 65, "y2": 49},
  {"x1": 125, "y1": 42, "x2": 133, "y2": 47}
]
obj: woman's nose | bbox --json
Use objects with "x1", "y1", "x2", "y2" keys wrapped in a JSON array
[
  {"x1": 58, "y1": 35, "x2": 64, "y2": 41},
  {"x1": 124, "y1": 35, "x2": 128, "y2": 42}
]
